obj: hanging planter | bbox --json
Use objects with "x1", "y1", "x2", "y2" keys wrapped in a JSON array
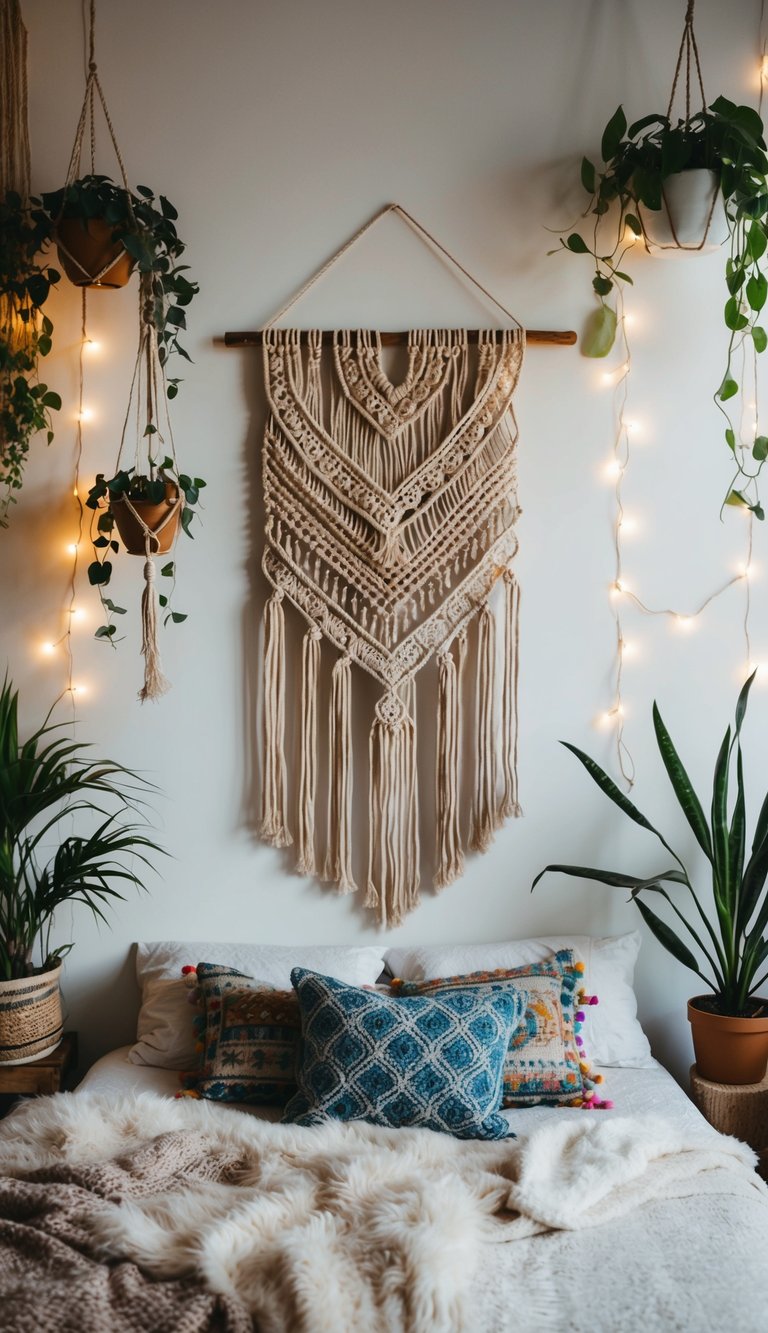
[
  {"x1": 86, "y1": 301, "x2": 205, "y2": 702},
  {"x1": 554, "y1": 0, "x2": 768, "y2": 519},
  {"x1": 54, "y1": 215, "x2": 134, "y2": 288},
  {"x1": 639, "y1": 166, "x2": 729, "y2": 254}
]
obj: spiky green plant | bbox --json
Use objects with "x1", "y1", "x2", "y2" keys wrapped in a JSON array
[
  {"x1": 533, "y1": 672, "x2": 768, "y2": 1015},
  {"x1": 0, "y1": 677, "x2": 162, "y2": 980}
]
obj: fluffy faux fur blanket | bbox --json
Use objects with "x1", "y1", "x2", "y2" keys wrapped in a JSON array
[{"x1": 0, "y1": 1092, "x2": 763, "y2": 1333}]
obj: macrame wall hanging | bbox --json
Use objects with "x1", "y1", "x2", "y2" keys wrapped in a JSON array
[{"x1": 235, "y1": 204, "x2": 573, "y2": 927}]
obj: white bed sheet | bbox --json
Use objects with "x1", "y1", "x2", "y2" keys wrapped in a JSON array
[{"x1": 78, "y1": 1045, "x2": 708, "y2": 1136}]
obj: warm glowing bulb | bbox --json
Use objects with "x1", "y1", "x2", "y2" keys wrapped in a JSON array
[
  {"x1": 78, "y1": 407, "x2": 94, "y2": 423},
  {"x1": 621, "y1": 639, "x2": 637, "y2": 657},
  {"x1": 66, "y1": 542, "x2": 78, "y2": 555},
  {"x1": 84, "y1": 339, "x2": 101, "y2": 354},
  {"x1": 73, "y1": 486, "x2": 79, "y2": 498},
  {"x1": 601, "y1": 371, "x2": 614, "y2": 385},
  {"x1": 625, "y1": 419, "x2": 642, "y2": 436},
  {"x1": 69, "y1": 607, "x2": 85, "y2": 621},
  {"x1": 70, "y1": 684, "x2": 86, "y2": 696},
  {"x1": 618, "y1": 513, "x2": 640, "y2": 535},
  {"x1": 624, "y1": 312, "x2": 635, "y2": 327},
  {"x1": 761, "y1": 53, "x2": 768, "y2": 81},
  {"x1": 41, "y1": 642, "x2": 55, "y2": 656},
  {"x1": 623, "y1": 227, "x2": 638, "y2": 246},
  {"x1": 674, "y1": 615, "x2": 696, "y2": 632},
  {"x1": 605, "y1": 459, "x2": 623, "y2": 481},
  {"x1": 738, "y1": 562, "x2": 757, "y2": 580}
]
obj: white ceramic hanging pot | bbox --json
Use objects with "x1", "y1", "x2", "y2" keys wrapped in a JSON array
[{"x1": 639, "y1": 168, "x2": 729, "y2": 255}]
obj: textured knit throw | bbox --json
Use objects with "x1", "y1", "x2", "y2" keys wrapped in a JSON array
[{"x1": 260, "y1": 327, "x2": 525, "y2": 925}]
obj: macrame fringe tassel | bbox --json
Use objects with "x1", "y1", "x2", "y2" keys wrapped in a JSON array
[
  {"x1": 325, "y1": 655, "x2": 356, "y2": 893},
  {"x1": 499, "y1": 570, "x2": 522, "y2": 820},
  {"x1": 469, "y1": 603, "x2": 497, "y2": 852},
  {"x1": 137, "y1": 549, "x2": 170, "y2": 703},
  {"x1": 366, "y1": 693, "x2": 420, "y2": 928},
  {"x1": 260, "y1": 589, "x2": 292, "y2": 848},
  {"x1": 295, "y1": 627, "x2": 321, "y2": 876},
  {"x1": 434, "y1": 637, "x2": 465, "y2": 890}
]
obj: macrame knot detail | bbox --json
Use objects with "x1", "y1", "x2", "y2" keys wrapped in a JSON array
[{"x1": 375, "y1": 691, "x2": 407, "y2": 728}]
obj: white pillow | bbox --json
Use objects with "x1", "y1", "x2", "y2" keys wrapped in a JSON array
[
  {"x1": 383, "y1": 932, "x2": 653, "y2": 1068},
  {"x1": 130, "y1": 941, "x2": 389, "y2": 1069}
]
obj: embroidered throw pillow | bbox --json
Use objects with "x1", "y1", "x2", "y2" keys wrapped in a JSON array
[
  {"x1": 283, "y1": 968, "x2": 524, "y2": 1140},
  {"x1": 182, "y1": 963, "x2": 301, "y2": 1106},
  {"x1": 391, "y1": 951, "x2": 610, "y2": 1109}
]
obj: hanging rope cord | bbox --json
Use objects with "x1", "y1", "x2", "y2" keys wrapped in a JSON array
[
  {"x1": 262, "y1": 202, "x2": 524, "y2": 332},
  {"x1": 0, "y1": 0, "x2": 31, "y2": 198},
  {"x1": 656, "y1": 0, "x2": 718, "y2": 252}
]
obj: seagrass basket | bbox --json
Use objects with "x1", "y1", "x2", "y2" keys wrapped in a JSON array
[{"x1": 0, "y1": 964, "x2": 63, "y2": 1066}]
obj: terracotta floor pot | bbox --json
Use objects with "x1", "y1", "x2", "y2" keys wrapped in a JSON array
[
  {"x1": 56, "y1": 217, "x2": 136, "y2": 288},
  {"x1": 0, "y1": 964, "x2": 63, "y2": 1066},
  {"x1": 688, "y1": 995, "x2": 768, "y2": 1084},
  {"x1": 110, "y1": 482, "x2": 182, "y2": 555}
]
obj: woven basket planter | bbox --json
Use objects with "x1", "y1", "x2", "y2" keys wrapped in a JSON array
[{"x1": 0, "y1": 964, "x2": 63, "y2": 1066}]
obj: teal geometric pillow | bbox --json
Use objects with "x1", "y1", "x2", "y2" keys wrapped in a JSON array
[
  {"x1": 182, "y1": 962, "x2": 301, "y2": 1106},
  {"x1": 283, "y1": 968, "x2": 524, "y2": 1140}
]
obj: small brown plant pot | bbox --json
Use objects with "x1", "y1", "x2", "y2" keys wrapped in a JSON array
[
  {"x1": 0, "y1": 964, "x2": 63, "y2": 1066},
  {"x1": 56, "y1": 217, "x2": 136, "y2": 288},
  {"x1": 688, "y1": 996, "x2": 768, "y2": 1084},
  {"x1": 110, "y1": 483, "x2": 183, "y2": 555}
]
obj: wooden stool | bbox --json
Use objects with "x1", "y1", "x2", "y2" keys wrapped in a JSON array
[
  {"x1": 690, "y1": 1063, "x2": 768, "y2": 1179},
  {"x1": 0, "y1": 1032, "x2": 78, "y2": 1117}
]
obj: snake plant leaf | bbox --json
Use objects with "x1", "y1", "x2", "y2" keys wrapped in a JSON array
[
  {"x1": 738, "y1": 829, "x2": 768, "y2": 942},
  {"x1": 581, "y1": 305, "x2": 617, "y2": 358},
  {"x1": 711, "y1": 726, "x2": 734, "y2": 919},
  {"x1": 734, "y1": 668, "x2": 756, "y2": 737},
  {"x1": 729, "y1": 747, "x2": 747, "y2": 902},
  {"x1": 652, "y1": 703, "x2": 713, "y2": 859},
  {"x1": 531, "y1": 864, "x2": 685, "y2": 893},
  {"x1": 633, "y1": 895, "x2": 705, "y2": 979}
]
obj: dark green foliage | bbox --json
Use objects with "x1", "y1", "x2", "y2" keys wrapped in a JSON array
[
  {"x1": 0, "y1": 677, "x2": 163, "y2": 980},
  {"x1": 533, "y1": 673, "x2": 768, "y2": 1014}
]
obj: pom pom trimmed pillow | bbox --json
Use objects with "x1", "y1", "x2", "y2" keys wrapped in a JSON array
[{"x1": 283, "y1": 968, "x2": 525, "y2": 1139}]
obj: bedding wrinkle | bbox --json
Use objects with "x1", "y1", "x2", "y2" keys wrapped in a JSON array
[{"x1": 0, "y1": 1091, "x2": 765, "y2": 1333}]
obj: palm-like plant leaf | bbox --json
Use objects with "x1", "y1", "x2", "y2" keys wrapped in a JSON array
[
  {"x1": 559, "y1": 742, "x2": 685, "y2": 867},
  {"x1": 0, "y1": 678, "x2": 163, "y2": 979}
]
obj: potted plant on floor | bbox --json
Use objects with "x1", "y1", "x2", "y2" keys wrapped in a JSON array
[
  {"x1": 0, "y1": 676, "x2": 163, "y2": 1064},
  {"x1": 533, "y1": 670, "x2": 768, "y2": 1085},
  {"x1": 557, "y1": 95, "x2": 768, "y2": 519},
  {"x1": 0, "y1": 191, "x2": 61, "y2": 525}
]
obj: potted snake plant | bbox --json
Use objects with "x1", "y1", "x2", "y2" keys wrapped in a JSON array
[
  {"x1": 533, "y1": 671, "x2": 768, "y2": 1085},
  {"x1": 0, "y1": 676, "x2": 163, "y2": 1064}
]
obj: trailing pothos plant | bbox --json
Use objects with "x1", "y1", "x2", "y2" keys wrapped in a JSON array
[
  {"x1": 85, "y1": 456, "x2": 206, "y2": 643},
  {"x1": 533, "y1": 671, "x2": 768, "y2": 1017},
  {"x1": 0, "y1": 191, "x2": 61, "y2": 526},
  {"x1": 555, "y1": 97, "x2": 768, "y2": 519},
  {"x1": 41, "y1": 174, "x2": 198, "y2": 379}
]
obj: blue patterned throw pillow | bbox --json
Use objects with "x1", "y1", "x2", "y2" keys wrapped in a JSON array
[{"x1": 283, "y1": 968, "x2": 524, "y2": 1140}]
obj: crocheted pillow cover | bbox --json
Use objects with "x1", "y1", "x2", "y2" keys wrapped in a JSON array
[
  {"x1": 390, "y1": 950, "x2": 611, "y2": 1109},
  {"x1": 181, "y1": 963, "x2": 301, "y2": 1106},
  {"x1": 283, "y1": 967, "x2": 524, "y2": 1140}
]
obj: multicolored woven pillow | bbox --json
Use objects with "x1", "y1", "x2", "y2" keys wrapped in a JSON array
[
  {"x1": 180, "y1": 962, "x2": 301, "y2": 1106},
  {"x1": 391, "y1": 950, "x2": 611, "y2": 1109},
  {"x1": 283, "y1": 967, "x2": 524, "y2": 1140}
]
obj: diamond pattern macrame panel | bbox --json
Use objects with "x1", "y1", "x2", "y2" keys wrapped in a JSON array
[{"x1": 262, "y1": 328, "x2": 523, "y2": 689}]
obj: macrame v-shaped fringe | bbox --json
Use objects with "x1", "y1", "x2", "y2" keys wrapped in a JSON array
[
  {"x1": 256, "y1": 201, "x2": 524, "y2": 926},
  {"x1": 259, "y1": 326, "x2": 524, "y2": 925}
]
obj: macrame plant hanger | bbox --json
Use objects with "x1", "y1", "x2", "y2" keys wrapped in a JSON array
[
  {"x1": 62, "y1": 0, "x2": 182, "y2": 701},
  {"x1": 645, "y1": 0, "x2": 719, "y2": 253},
  {"x1": 254, "y1": 203, "x2": 541, "y2": 927}
]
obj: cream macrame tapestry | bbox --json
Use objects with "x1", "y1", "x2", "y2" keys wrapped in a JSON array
[{"x1": 257, "y1": 206, "x2": 526, "y2": 927}]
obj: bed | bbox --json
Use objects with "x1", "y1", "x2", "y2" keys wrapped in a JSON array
[{"x1": 0, "y1": 937, "x2": 766, "y2": 1332}]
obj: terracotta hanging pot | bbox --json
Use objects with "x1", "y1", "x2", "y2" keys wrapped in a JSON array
[
  {"x1": 688, "y1": 995, "x2": 768, "y2": 1084},
  {"x1": 55, "y1": 217, "x2": 136, "y2": 288},
  {"x1": 110, "y1": 482, "x2": 183, "y2": 555},
  {"x1": 639, "y1": 168, "x2": 729, "y2": 255},
  {"x1": 0, "y1": 963, "x2": 63, "y2": 1066}
]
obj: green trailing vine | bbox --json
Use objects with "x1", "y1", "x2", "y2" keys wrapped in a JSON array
[{"x1": 556, "y1": 97, "x2": 768, "y2": 518}]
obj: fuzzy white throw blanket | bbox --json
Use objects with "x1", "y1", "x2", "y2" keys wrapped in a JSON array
[{"x1": 0, "y1": 1091, "x2": 763, "y2": 1333}]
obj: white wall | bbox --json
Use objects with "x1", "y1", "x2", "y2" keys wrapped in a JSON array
[{"x1": 4, "y1": 0, "x2": 767, "y2": 1080}]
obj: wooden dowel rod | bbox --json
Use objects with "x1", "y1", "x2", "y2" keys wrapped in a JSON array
[{"x1": 223, "y1": 329, "x2": 576, "y2": 348}]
